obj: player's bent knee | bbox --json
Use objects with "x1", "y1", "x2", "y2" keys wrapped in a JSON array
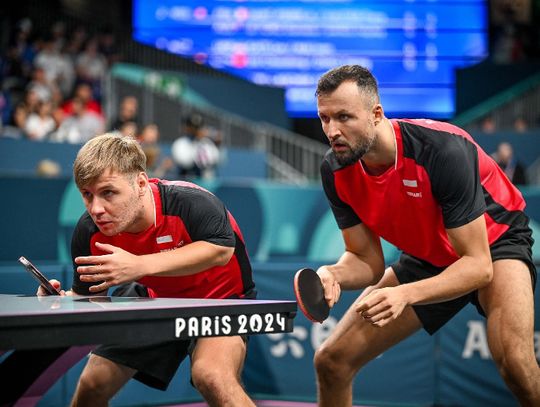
[
  {"x1": 76, "y1": 370, "x2": 113, "y2": 402},
  {"x1": 191, "y1": 363, "x2": 237, "y2": 395},
  {"x1": 191, "y1": 369, "x2": 219, "y2": 395},
  {"x1": 314, "y1": 346, "x2": 353, "y2": 382},
  {"x1": 78, "y1": 369, "x2": 103, "y2": 392}
]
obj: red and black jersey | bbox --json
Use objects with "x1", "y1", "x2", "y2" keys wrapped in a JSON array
[
  {"x1": 71, "y1": 179, "x2": 256, "y2": 299},
  {"x1": 321, "y1": 119, "x2": 526, "y2": 267}
]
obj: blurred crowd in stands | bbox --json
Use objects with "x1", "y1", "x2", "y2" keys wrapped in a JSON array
[
  {"x1": 0, "y1": 18, "x2": 115, "y2": 142},
  {"x1": 0, "y1": 17, "x2": 222, "y2": 180}
]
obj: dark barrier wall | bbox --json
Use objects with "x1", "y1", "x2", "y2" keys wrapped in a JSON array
[
  {"x1": 0, "y1": 138, "x2": 267, "y2": 180},
  {"x1": 1, "y1": 175, "x2": 539, "y2": 406}
]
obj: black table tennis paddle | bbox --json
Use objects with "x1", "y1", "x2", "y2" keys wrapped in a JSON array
[{"x1": 293, "y1": 268, "x2": 330, "y2": 323}]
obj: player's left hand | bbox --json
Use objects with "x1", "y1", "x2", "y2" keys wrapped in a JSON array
[
  {"x1": 75, "y1": 242, "x2": 146, "y2": 292},
  {"x1": 317, "y1": 266, "x2": 341, "y2": 308},
  {"x1": 354, "y1": 286, "x2": 409, "y2": 328}
]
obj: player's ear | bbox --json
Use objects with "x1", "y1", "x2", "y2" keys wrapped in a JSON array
[
  {"x1": 137, "y1": 171, "x2": 149, "y2": 194},
  {"x1": 373, "y1": 104, "x2": 384, "y2": 125}
]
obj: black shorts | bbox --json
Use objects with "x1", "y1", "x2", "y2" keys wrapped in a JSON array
[
  {"x1": 392, "y1": 213, "x2": 536, "y2": 335},
  {"x1": 93, "y1": 337, "x2": 194, "y2": 391},
  {"x1": 92, "y1": 283, "x2": 253, "y2": 391}
]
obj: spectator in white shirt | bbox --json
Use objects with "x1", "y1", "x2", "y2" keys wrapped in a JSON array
[
  {"x1": 24, "y1": 100, "x2": 56, "y2": 141},
  {"x1": 26, "y1": 67, "x2": 54, "y2": 103}
]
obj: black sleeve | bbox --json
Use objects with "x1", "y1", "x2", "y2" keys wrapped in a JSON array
[
  {"x1": 173, "y1": 188, "x2": 235, "y2": 247},
  {"x1": 512, "y1": 163, "x2": 527, "y2": 185},
  {"x1": 320, "y1": 158, "x2": 362, "y2": 229},
  {"x1": 429, "y1": 138, "x2": 486, "y2": 229},
  {"x1": 70, "y1": 213, "x2": 102, "y2": 295}
]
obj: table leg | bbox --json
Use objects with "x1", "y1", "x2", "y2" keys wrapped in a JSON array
[{"x1": 0, "y1": 345, "x2": 95, "y2": 407}]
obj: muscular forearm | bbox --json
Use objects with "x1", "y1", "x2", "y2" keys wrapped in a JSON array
[
  {"x1": 326, "y1": 250, "x2": 385, "y2": 290},
  {"x1": 141, "y1": 241, "x2": 234, "y2": 277},
  {"x1": 403, "y1": 254, "x2": 492, "y2": 305}
]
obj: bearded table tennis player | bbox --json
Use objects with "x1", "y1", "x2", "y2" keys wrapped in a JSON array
[{"x1": 311, "y1": 65, "x2": 538, "y2": 407}]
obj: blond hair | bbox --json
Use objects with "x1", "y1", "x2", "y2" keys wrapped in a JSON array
[{"x1": 73, "y1": 133, "x2": 146, "y2": 188}]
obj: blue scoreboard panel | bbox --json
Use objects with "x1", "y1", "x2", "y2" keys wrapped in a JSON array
[{"x1": 133, "y1": 1, "x2": 487, "y2": 118}]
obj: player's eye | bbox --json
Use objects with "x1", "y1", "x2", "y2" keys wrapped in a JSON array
[{"x1": 338, "y1": 114, "x2": 349, "y2": 121}]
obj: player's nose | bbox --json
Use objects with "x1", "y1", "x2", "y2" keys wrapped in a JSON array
[
  {"x1": 326, "y1": 122, "x2": 341, "y2": 142},
  {"x1": 88, "y1": 198, "x2": 106, "y2": 216}
]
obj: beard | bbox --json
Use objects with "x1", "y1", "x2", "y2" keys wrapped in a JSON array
[{"x1": 332, "y1": 136, "x2": 375, "y2": 167}]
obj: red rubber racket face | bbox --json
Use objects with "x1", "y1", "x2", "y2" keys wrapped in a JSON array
[{"x1": 293, "y1": 268, "x2": 330, "y2": 323}]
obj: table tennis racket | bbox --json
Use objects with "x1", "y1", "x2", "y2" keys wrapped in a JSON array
[
  {"x1": 293, "y1": 268, "x2": 330, "y2": 323},
  {"x1": 19, "y1": 256, "x2": 61, "y2": 296}
]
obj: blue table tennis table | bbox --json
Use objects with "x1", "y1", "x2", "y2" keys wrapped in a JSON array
[{"x1": 0, "y1": 294, "x2": 297, "y2": 406}]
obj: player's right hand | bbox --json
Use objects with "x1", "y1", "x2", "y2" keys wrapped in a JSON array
[
  {"x1": 317, "y1": 266, "x2": 341, "y2": 308},
  {"x1": 36, "y1": 279, "x2": 67, "y2": 296}
]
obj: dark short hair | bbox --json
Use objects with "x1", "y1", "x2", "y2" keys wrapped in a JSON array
[
  {"x1": 184, "y1": 113, "x2": 204, "y2": 129},
  {"x1": 316, "y1": 65, "x2": 380, "y2": 105}
]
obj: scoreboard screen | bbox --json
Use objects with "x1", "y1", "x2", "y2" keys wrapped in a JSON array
[{"x1": 133, "y1": 0, "x2": 488, "y2": 118}]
